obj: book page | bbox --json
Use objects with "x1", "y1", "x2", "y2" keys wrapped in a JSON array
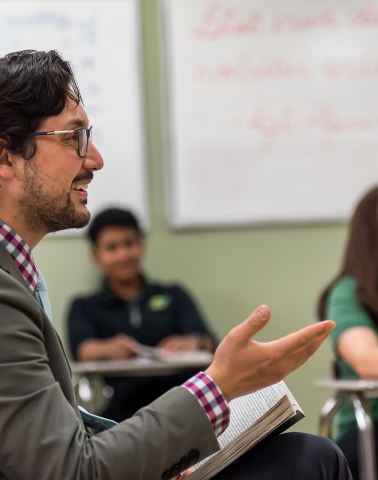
[
  {"x1": 193, "y1": 381, "x2": 293, "y2": 471},
  {"x1": 218, "y1": 381, "x2": 286, "y2": 447},
  {"x1": 191, "y1": 395, "x2": 299, "y2": 478}
]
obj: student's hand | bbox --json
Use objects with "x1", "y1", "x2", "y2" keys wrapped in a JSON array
[
  {"x1": 172, "y1": 469, "x2": 193, "y2": 479},
  {"x1": 157, "y1": 335, "x2": 199, "y2": 353},
  {"x1": 105, "y1": 334, "x2": 138, "y2": 359},
  {"x1": 206, "y1": 305, "x2": 335, "y2": 403}
]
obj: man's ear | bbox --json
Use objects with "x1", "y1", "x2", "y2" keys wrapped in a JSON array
[{"x1": 0, "y1": 144, "x2": 16, "y2": 180}]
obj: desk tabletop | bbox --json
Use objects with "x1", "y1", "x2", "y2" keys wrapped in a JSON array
[
  {"x1": 314, "y1": 379, "x2": 378, "y2": 392},
  {"x1": 70, "y1": 351, "x2": 214, "y2": 377}
]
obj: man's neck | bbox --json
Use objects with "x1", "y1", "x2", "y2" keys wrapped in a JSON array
[
  {"x1": 106, "y1": 275, "x2": 143, "y2": 302},
  {"x1": 0, "y1": 208, "x2": 44, "y2": 250}
]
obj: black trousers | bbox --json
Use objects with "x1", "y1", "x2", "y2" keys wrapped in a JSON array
[
  {"x1": 212, "y1": 432, "x2": 352, "y2": 480},
  {"x1": 337, "y1": 422, "x2": 378, "y2": 480}
]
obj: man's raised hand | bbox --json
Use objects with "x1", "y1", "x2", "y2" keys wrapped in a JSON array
[{"x1": 206, "y1": 305, "x2": 335, "y2": 403}]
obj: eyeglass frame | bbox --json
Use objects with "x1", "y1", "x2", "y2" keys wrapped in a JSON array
[{"x1": 28, "y1": 125, "x2": 93, "y2": 158}]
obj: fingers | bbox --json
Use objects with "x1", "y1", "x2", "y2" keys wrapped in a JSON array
[
  {"x1": 180, "y1": 469, "x2": 193, "y2": 479},
  {"x1": 229, "y1": 305, "x2": 271, "y2": 346},
  {"x1": 117, "y1": 336, "x2": 138, "y2": 352},
  {"x1": 269, "y1": 320, "x2": 335, "y2": 358},
  {"x1": 279, "y1": 335, "x2": 327, "y2": 379},
  {"x1": 157, "y1": 336, "x2": 174, "y2": 349},
  {"x1": 268, "y1": 322, "x2": 335, "y2": 378}
]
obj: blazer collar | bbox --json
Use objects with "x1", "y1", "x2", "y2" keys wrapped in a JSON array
[{"x1": 0, "y1": 242, "x2": 34, "y2": 298}]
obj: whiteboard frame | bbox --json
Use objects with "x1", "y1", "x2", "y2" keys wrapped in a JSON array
[
  {"x1": 158, "y1": 0, "x2": 178, "y2": 230},
  {"x1": 159, "y1": 0, "x2": 357, "y2": 230},
  {"x1": 6, "y1": 0, "x2": 149, "y2": 237}
]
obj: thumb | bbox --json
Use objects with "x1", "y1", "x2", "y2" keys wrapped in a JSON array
[
  {"x1": 229, "y1": 305, "x2": 271, "y2": 346},
  {"x1": 180, "y1": 469, "x2": 193, "y2": 479}
]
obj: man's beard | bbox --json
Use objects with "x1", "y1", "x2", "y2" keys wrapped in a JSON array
[{"x1": 19, "y1": 161, "x2": 92, "y2": 234}]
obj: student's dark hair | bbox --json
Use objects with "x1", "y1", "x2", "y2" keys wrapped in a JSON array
[
  {"x1": 88, "y1": 208, "x2": 143, "y2": 245},
  {"x1": 0, "y1": 49, "x2": 82, "y2": 159},
  {"x1": 318, "y1": 186, "x2": 378, "y2": 325}
]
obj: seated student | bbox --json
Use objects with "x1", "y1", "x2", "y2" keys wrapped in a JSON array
[
  {"x1": 68, "y1": 208, "x2": 217, "y2": 421},
  {"x1": 318, "y1": 186, "x2": 378, "y2": 480}
]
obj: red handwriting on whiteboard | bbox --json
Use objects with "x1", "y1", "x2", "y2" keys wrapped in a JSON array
[
  {"x1": 271, "y1": 11, "x2": 337, "y2": 34},
  {"x1": 194, "y1": 57, "x2": 313, "y2": 84},
  {"x1": 349, "y1": 7, "x2": 378, "y2": 28},
  {"x1": 305, "y1": 106, "x2": 378, "y2": 134},
  {"x1": 192, "y1": 2, "x2": 261, "y2": 40},
  {"x1": 243, "y1": 105, "x2": 378, "y2": 139},
  {"x1": 322, "y1": 59, "x2": 378, "y2": 81},
  {"x1": 246, "y1": 107, "x2": 294, "y2": 138}
]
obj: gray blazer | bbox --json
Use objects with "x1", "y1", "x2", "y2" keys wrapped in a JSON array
[{"x1": 0, "y1": 243, "x2": 219, "y2": 480}]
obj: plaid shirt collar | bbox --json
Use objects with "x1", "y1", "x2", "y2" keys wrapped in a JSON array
[{"x1": 0, "y1": 220, "x2": 39, "y2": 291}]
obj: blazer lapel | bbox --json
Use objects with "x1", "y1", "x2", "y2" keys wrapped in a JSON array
[
  {"x1": 0, "y1": 243, "x2": 74, "y2": 380},
  {"x1": 0, "y1": 243, "x2": 35, "y2": 299}
]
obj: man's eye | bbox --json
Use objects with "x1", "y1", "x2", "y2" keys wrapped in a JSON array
[{"x1": 64, "y1": 135, "x2": 76, "y2": 142}]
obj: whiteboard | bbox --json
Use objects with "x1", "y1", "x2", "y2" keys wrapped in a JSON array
[
  {"x1": 162, "y1": 0, "x2": 378, "y2": 228},
  {"x1": 0, "y1": 0, "x2": 148, "y2": 232}
]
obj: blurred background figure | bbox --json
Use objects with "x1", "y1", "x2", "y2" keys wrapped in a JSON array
[
  {"x1": 68, "y1": 208, "x2": 216, "y2": 422},
  {"x1": 318, "y1": 186, "x2": 378, "y2": 480}
]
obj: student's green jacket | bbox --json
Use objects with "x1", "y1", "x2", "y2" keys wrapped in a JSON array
[{"x1": 326, "y1": 275, "x2": 378, "y2": 441}]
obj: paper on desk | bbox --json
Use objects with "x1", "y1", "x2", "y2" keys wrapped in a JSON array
[{"x1": 135, "y1": 343, "x2": 161, "y2": 359}]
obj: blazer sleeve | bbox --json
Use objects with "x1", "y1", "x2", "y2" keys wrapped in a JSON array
[{"x1": 0, "y1": 271, "x2": 219, "y2": 480}]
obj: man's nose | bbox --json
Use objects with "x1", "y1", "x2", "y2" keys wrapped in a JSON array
[{"x1": 82, "y1": 140, "x2": 104, "y2": 171}]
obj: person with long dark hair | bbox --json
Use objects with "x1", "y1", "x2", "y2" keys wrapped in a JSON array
[{"x1": 318, "y1": 186, "x2": 378, "y2": 479}]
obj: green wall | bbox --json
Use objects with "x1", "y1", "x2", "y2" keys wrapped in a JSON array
[{"x1": 33, "y1": 0, "x2": 348, "y2": 435}]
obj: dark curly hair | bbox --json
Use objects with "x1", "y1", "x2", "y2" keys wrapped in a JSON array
[
  {"x1": 87, "y1": 208, "x2": 143, "y2": 245},
  {"x1": 0, "y1": 49, "x2": 82, "y2": 159}
]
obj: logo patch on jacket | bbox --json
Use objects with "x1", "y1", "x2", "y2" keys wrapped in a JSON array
[{"x1": 149, "y1": 294, "x2": 171, "y2": 311}]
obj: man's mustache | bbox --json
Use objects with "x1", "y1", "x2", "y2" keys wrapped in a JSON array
[{"x1": 72, "y1": 172, "x2": 94, "y2": 184}]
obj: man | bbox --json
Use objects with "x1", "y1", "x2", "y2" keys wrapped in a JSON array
[
  {"x1": 0, "y1": 49, "x2": 350, "y2": 480},
  {"x1": 68, "y1": 208, "x2": 216, "y2": 421}
]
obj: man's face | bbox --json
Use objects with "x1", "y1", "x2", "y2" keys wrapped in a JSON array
[
  {"x1": 93, "y1": 226, "x2": 144, "y2": 282},
  {"x1": 17, "y1": 98, "x2": 103, "y2": 234}
]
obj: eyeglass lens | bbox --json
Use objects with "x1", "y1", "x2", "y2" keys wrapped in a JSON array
[{"x1": 78, "y1": 127, "x2": 91, "y2": 157}]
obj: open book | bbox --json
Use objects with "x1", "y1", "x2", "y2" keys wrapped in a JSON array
[{"x1": 189, "y1": 381, "x2": 304, "y2": 480}]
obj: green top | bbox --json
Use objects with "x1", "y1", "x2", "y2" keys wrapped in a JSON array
[{"x1": 326, "y1": 275, "x2": 378, "y2": 440}]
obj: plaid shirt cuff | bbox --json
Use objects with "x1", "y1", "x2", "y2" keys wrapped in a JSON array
[{"x1": 182, "y1": 371, "x2": 230, "y2": 436}]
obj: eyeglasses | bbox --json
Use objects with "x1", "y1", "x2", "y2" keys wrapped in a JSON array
[{"x1": 29, "y1": 125, "x2": 93, "y2": 158}]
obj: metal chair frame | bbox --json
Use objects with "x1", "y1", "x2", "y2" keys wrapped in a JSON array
[{"x1": 320, "y1": 390, "x2": 377, "y2": 480}]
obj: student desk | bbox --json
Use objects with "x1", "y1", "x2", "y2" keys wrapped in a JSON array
[
  {"x1": 314, "y1": 379, "x2": 378, "y2": 480},
  {"x1": 71, "y1": 352, "x2": 214, "y2": 414}
]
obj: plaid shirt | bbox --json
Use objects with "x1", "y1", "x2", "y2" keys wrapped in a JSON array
[
  {"x1": 183, "y1": 372, "x2": 230, "y2": 436},
  {"x1": 0, "y1": 220, "x2": 230, "y2": 436},
  {"x1": 0, "y1": 220, "x2": 38, "y2": 291}
]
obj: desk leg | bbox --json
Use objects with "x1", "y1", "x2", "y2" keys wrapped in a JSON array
[
  {"x1": 78, "y1": 376, "x2": 94, "y2": 414},
  {"x1": 350, "y1": 393, "x2": 377, "y2": 480},
  {"x1": 319, "y1": 395, "x2": 343, "y2": 439}
]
